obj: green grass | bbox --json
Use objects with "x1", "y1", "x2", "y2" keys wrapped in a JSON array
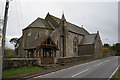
[
  {"x1": 3, "y1": 66, "x2": 43, "y2": 77},
  {"x1": 112, "y1": 68, "x2": 120, "y2": 80}
]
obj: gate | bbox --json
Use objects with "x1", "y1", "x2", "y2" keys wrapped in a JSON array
[{"x1": 41, "y1": 57, "x2": 54, "y2": 64}]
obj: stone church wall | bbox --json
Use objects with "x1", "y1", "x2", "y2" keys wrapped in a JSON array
[
  {"x1": 94, "y1": 33, "x2": 103, "y2": 59},
  {"x1": 78, "y1": 44, "x2": 95, "y2": 57},
  {"x1": 18, "y1": 28, "x2": 53, "y2": 57},
  {"x1": 66, "y1": 31, "x2": 83, "y2": 57}
]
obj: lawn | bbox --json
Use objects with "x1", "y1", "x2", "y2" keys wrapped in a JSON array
[
  {"x1": 112, "y1": 68, "x2": 120, "y2": 80},
  {"x1": 3, "y1": 66, "x2": 43, "y2": 77}
]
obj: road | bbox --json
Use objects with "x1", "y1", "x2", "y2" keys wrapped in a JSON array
[{"x1": 31, "y1": 56, "x2": 120, "y2": 79}]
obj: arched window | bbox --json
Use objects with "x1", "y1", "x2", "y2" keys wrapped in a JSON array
[
  {"x1": 38, "y1": 34, "x2": 39, "y2": 37},
  {"x1": 57, "y1": 40, "x2": 58, "y2": 47},
  {"x1": 35, "y1": 33, "x2": 40, "y2": 39},
  {"x1": 73, "y1": 37, "x2": 78, "y2": 53}
]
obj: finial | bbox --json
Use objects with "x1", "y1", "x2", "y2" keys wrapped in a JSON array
[
  {"x1": 96, "y1": 31, "x2": 99, "y2": 35},
  {"x1": 6, "y1": 0, "x2": 13, "y2": 2},
  {"x1": 47, "y1": 12, "x2": 50, "y2": 15},
  {"x1": 81, "y1": 25, "x2": 83, "y2": 28},
  {"x1": 45, "y1": 12, "x2": 51, "y2": 19},
  {"x1": 6, "y1": 0, "x2": 9, "y2": 2},
  {"x1": 61, "y1": 12, "x2": 66, "y2": 21},
  {"x1": 62, "y1": 10, "x2": 64, "y2": 15}
]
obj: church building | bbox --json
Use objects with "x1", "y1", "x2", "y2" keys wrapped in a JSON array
[{"x1": 18, "y1": 13, "x2": 103, "y2": 64}]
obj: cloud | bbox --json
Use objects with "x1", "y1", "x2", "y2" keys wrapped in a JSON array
[
  {"x1": 16, "y1": 0, "x2": 119, "y2": 2},
  {"x1": 0, "y1": 1, "x2": 118, "y2": 48}
]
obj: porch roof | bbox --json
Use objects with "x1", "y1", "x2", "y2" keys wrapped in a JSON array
[{"x1": 24, "y1": 36, "x2": 59, "y2": 50}]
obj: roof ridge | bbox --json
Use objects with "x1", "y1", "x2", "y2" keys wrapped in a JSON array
[
  {"x1": 37, "y1": 17, "x2": 44, "y2": 20},
  {"x1": 66, "y1": 21, "x2": 83, "y2": 29},
  {"x1": 50, "y1": 14, "x2": 60, "y2": 20},
  {"x1": 23, "y1": 17, "x2": 54, "y2": 30},
  {"x1": 50, "y1": 15, "x2": 90, "y2": 33},
  {"x1": 91, "y1": 33, "x2": 97, "y2": 35},
  {"x1": 26, "y1": 17, "x2": 44, "y2": 27},
  {"x1": 50, "y1": 15, "x2": 84, "y2": 29}
]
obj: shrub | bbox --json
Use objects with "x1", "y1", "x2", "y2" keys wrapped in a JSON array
[
  {"x1": 4, "y1": 48, "x2": 15, "y2": 58},
  {"x1": 103, "y1": 48, "x2": 110, "y2": 53}
]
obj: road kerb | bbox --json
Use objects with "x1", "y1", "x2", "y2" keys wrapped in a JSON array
[{"x1": 109, "y1": 65, "x2": 120, "y2": 80}]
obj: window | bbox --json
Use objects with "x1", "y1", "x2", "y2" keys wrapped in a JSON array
[
  {"x1": 38, "y1": 34, "x2": 39, "y2": 37},
  {"x1": 98, "y1": 45, "x2": 101, "y2": 52},
  {"x1": 73, "y1": 37, "x2": 78, "y2": 53},
  {"x1": 35, "y1": 33, "x2": 41, "y2": 39},
  {"x1": 74, "y1": 47, "x2": 76, "y2": 53},
  {"x1": 73, "y1": 41, "x2": 77, "y2": 53},
  {"x1": 28, "y1": 33, "x2": 31, "y2": 36},
  {"x1": 57, "y1": 40, "x2": 58, "y2": 47}
]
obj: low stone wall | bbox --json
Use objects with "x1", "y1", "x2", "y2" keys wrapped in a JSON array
[
  {"x1": 3, "y1": 56, "x2": 94, "y2": 70},
  {"x1": 3, "y1": 58, "x2": 38, "y2": 70},
  {"x1": 57, "y1": 55, "x2": 93, "y2": 64}
]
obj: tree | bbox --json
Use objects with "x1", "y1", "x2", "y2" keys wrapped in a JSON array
[
  {"x1": 9, "y1": 38, "x2": 20, "y2": 55},
  {"x1": 103, "y1": 48, "x2": 110, "y2": 53},
  {"x1": 111, "y1": 43, "x2": 120, "y2": 56},
  {"x1": 103, "y1": 44, "x2": 110, "y2": 48},
  {"x1": 4, "y1": 48, "x2": 15, "y2": 58}
]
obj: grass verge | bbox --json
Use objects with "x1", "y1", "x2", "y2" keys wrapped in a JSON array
[
  {"x1": 111, "y1": 67, "x2": 120, "y2": 80},
  {"x1": 3, "y1": 66, "x2": 43, "y2": 77}
]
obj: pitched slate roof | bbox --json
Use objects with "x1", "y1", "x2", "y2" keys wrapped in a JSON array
[
  {"x1": 24, "y1": 17, "x2": 54, "y2": 30},
  {"x1": 66, "y1": 22, "x2": 90, "y2": 36},
  {"x1": 80, "y1": 34, "x2": 97, "y2": 45},
  {"x1": 24, "y1": 13, "x2": 90, "y2": 36},
  {"x1": 50, "y1": 14, "x2": 90, "y2": 36},
  {"x1": 24, "y1": 35, "x2": 58, "y2": 50}
]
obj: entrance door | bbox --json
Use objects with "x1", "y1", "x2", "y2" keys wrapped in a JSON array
[{"x1": 41, "y1": 48, "x2": 54, "y2": 64}]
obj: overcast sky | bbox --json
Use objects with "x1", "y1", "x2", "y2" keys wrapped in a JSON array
[{"x1": 0, "y1": 0, "x2": 119, "y2": 49}]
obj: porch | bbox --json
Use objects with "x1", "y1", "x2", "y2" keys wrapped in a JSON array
[{"x1": 25, "y1": 36, "x2": 58, "y2": 64}]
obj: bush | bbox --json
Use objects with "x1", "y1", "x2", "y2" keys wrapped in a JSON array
[
  {"x1": 4, "y1": 48, "x2": 15, "y2": 58},
  {"x1": 103, "y1": 48, "x2": 110, "y2": 53},
  {"x1": 116, "y1": 52, "x2": 120, "y2": 56}
]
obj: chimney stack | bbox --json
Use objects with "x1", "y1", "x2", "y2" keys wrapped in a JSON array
[{"x1": 81, "y1": 25, "x2": 83, "y2": 28}]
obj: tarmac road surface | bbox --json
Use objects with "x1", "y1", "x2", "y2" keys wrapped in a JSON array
[{"x1": 30, "y1": 56, "x2": 120, "y2": 79}]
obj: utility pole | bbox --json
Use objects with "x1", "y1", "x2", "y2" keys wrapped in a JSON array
[
  {"x1": 0, "y1": 19, "x2": 3, "y2": 80},
  {"x1": 0, "y1": 0, "x2": 9, "y2": 79}
]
